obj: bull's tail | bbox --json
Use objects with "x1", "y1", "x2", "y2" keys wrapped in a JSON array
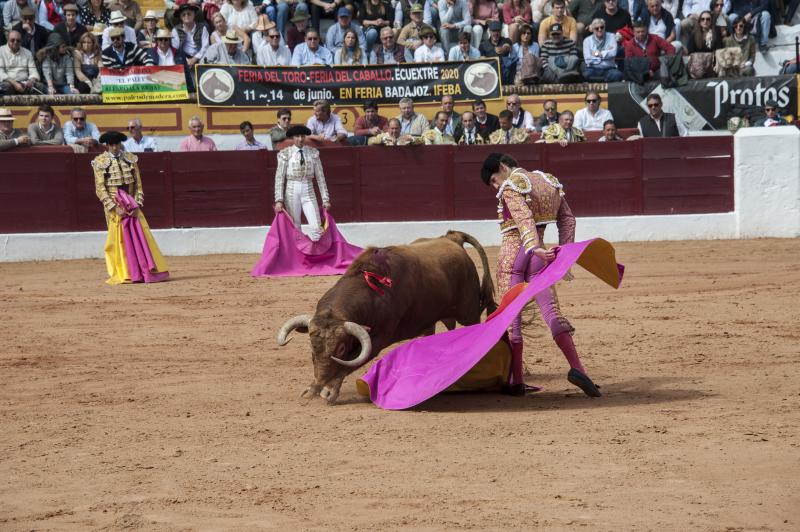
[{"x1": 445, "y1": 230, "x2": 497, "y2": 315}]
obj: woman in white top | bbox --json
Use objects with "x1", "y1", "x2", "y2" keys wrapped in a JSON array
[
  {"x1": 413, "y1": 29, "x2": 445, "y2": 61},
  {"x1": 511, "y1": 23, "x2": 539, "y2": 60},
  {"x1": 334, "y1": 29, "x2": 367, "y2": 65},
  {"x1": 220, "y1": 0, "x2": 258, "y2": 32},
  {"x1": 210, "y1": 12, "x2": 252, "y2": 52}
]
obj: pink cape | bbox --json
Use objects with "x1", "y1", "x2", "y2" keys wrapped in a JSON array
[
  {"x1": 357, "y1": 238, "x2": 625, "y2": 410},
  {"x1": 251, "y1": 210, "x2": 363, "y2": 277},
  {"x1": 116, "y1": 190, "x2": 169, "y2": 283}
]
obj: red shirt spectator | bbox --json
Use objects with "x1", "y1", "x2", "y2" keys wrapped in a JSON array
[{"x1": 624, "y1": 26, "x2": 675, "y2": 72}]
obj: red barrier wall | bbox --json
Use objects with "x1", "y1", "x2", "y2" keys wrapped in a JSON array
[{"x1": 0, "y1": 137, "x2": 733, "y2": 234}]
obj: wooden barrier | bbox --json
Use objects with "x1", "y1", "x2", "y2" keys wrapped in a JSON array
[{"x1": 0, "y1": 137, "x2": 733, "y2": 233}]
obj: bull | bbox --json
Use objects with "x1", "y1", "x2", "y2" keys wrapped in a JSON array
[{"x1": 277, "y1": 231, "x2": 497, "y2": 404}]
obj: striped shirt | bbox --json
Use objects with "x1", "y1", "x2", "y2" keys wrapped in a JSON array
[{"x1": 540, "y1": 38, "x2": 577, "y2": 66}]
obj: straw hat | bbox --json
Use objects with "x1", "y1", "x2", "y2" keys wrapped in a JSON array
[
  {"x1": 255, "y1": 17, "x2": 276, "y2": 32},
  {"x1": 109, "y1": 26, "x2": 125, "y2": 38},
  {"x1": 143, "y1": 10, "x2": 160, "y2": 20},
  {"x1": 155, "y1": 28, "x2": 172, "y2": 40},
  {"x1": 63, "y1": 4, "x2": 79, "y2": 13},
  {"x1": 91, "y1": 23, "x2": 106, "y2": 36},
  {"x1": 222, "y1": 29, "x2": 241, "y2": 44},
  {"x1": 109, "y1": 10, "x2": 127, "y2": 24},
  {"x1": 0, "y1": 108, "x2": 15, "y2": 122},
  {"x1": 20, "y1": 6, "x2": 36, "y2": 18}
]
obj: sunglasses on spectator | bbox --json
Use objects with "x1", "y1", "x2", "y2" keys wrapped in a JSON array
[
  {"x1": 506, "y1": 101, "x2": 519, "y2": 106},
  {"x1": 765, "y1": 107, "x2": 776, "y2": 111},
  {"x1": 73, "y1": 116, "x2": 86, "y2": 121},
  {"x1": 648, "y1": 103, "x2": 661, "y2": 108},
  {"x1": 128, "y1": 125, "x2": 139, "y2": 130},
  {"x1": 423, "y1": 35, "x2": 435, "y2": 39},
  {"x1": 544, "y1": 107, "x2": 556, "y2": 111},
  {"x1": 586, "y1": 99, "x2": 598, "y2": 103},
  {"x1": 8, "y1": 38, "x2": 20, "y2": 42},
  {"x1": 594, "y1": 26, "x2": 605, "y2": 30},
  {"x1": 700, "y1": 16, "x2": 711, "y2": 20},
  {"x1": 268, "y1": 34, "x2": 280, "y2": 38},
  {"x1": 307, "y1": 36, "x2": 319, "y2": 41}
]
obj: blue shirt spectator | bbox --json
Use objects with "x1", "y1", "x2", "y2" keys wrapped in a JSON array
[
  {"x1": 325, "y1": 9, "x2": 367, "y2": 52},
  {"x1": 63, "y1": 109, "x2": 100, "y2": 147},
  {"x1": 291, "y1": 32, "x2": 333, "y2": 65}
]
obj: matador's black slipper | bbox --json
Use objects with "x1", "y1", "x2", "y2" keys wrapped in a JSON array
[
  {"x1": 501, "y1": 384, "x2": 527, "y2": 397},
  {"x1": 567, "y1": 368, "x2": 602, "y2": 397}
]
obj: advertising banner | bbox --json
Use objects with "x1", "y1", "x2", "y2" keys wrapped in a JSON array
[
  {"x1": 607, "y1": 75, "x2": 798, "y2": 130},
  {"x1": 101, "y1": 65, "x2": 189, "y2": 104},
  {"x1": 195, "y1": 59, "x2": 502, "y2": 107}
]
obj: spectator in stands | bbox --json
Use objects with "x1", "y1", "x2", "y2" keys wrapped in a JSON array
[
  {"x1": 3, "y1": 0, "x2": 34, "y2": 32},
  {"x1": 422, "y1": 110, "x2": 456, "y2": 144},
  {"x1": 171, "y1": 4, "x2": 209, "y2": 71},
  {"x1": 753, "y1": 99, "x2": 788, "y2": 126},
  {"x1": 728, "y1": 0, "x2": 770, "y2": 52},
  {"x1": 423, "y1": 0, "x2": 441, "y2": 29},
  {"x1": 210, "y1": 13, "x2": 252, "y2": 54},
  {"x1": 14, "y1": 7, "x2": 48, "y2": 56},
  {"x1": 326, "y1": 8, "x2": 366, "y2": 52},
  {"x1": 370, "y1": 25, "x2": 413, "y2": 62},
  {"x1": 393, "y1": 0, "x2": 416, "y2": 32},
  {"x1": 574, "y1": 91, "x2": 613, "y2": 131},
  {"x1": 472, "y1": 99, "x2": 499, "y2": 139},
  {"x1": 78, "y1": 0, "x2": 111, "y2": 28},
  {"x1": 541, "y1": 109, "x2": 585, "y2": 143},
  {"x1": 37, "y1": 0, "x2": 66, "y2": 31},
  {"x1": 123, "y1": 117, "x2": 158, "y2": 152},
  {"x1": 28, "y1": 104, "x2": 64, "y2": 145},
  {"x1": 368, "y1": 117, "x2": 422, "y2": 145},
  {"x1": 235, "y1": 120, "x2": 267, "y2": 150},
  {"x1": 413, "y1": 25, "x2": 445, "y2": 60},
  {"x1": 503, "y1": 0, "x2": 532, "y2": 43},
  {"x1": 537, "y1": 0, "x2": 576, "y2": 46},
  {"x1": 624, "y1": 20, "x2": 674, "y2": 80},
  {"x1": 351, "y1": 99, "x2": 389, "y2": 145},
  {"x1": 103, "y1": 26, "x2": 153, "y2": 66},
  {"x1": 291, "y1": 28, "x2": 332, "y2": 64},
  {"x1": 397, "y1": 97, "x2": 429, "y2": 136},
  {"x1": 448, "y1": 30, "x2": 478, "y2": 59},
  {"x1": 150, "y1": 27, "x2": 181, "y2": 64},
  {"x1": 261, "y1": 0, "x2": 296, "y2": 39},
  {"x1": 686, "y1": 10, "x2": 722, "y2": 78},
  {"x1": 102, "y1": 10, "x2": 138, "y2": 48},
  {"x1": 512, "y1": 23, "x2": 541, "y2": 85},
  {"x1": 540, "y1": 22, "x2": 580, "y2": 82},
  {"x1": 640, "y1": 0, "x2": 681, "y2": 54},
  {"x1": 505, "y1": 93, "x2": 534, "y2": 131},
  {"x1": 489, "y1": 109, "x2": 528, "y2": 143},
  {"x1": 469, "y1": 0, "x2": 499, "y2": 50},
  {"x1": 637, "y1": 93, "x2": 686, "y2": 136},
  {"x1": 334, "y1": 28, "x2": 367, "y2": 63},
  {"x1": 568, "y1": 0, "x2": 601, "y2": 36},
  {"x1": 137, "y1": 10, "x2": 159, "y2": 48},
  {"x1": 722, "y1": 17, "x2": 755, "y2": 76},
  {"x1": 74, "y1": 30, "x2": 103, "y2": 93},
  {"x1": 180, "y1": 115, "x2": 218, "y2": 151},
  {"x1": 598, "y1": 118, "x2": 623, "y2": 141},
  {"x1": 360, "y1": 0, "x2": 393, "y2": 50},
  {"x1": 595, "y1": 0, "x2": 631, "y2": 37},
  {"x1": 109, "y1": 0, "x2": 143, "y2": 31},
  {"x1": 679, "y1": 0, "x2": 707, "y2": 47},
  {"x1": 535, "y1": 98, "x2": 558, "y2": 130},
  {"x1": 479, "y1": 20, "x2": 514, "y2": 83},
  {"x1": 0, "y1": 30, "x2": 44, "y2": 95},
  {"x1": 286, "y1": 9, "x2": 309, "y2": 52},
  {"x1": 38, "y1": 33, "x2": 80, "y2": 95},
  {"x1": 456, "y1": 110, "x2": 484, "y2": 144},
  {"x1": 269, "y1": 108, "x2": 291, "y2": 144},
  {"x1": 256, "y1": 24, "x2": 291, "y2": 64},
  {"x1": 306, "y1": 99, "x2": 347, "y2": 142},
  {"x1": 221, "y1": 0, "x2": 258, "y2": 33},
  {"x1": 54, "y1": 4, "x2": 85, "y2": 47},
  {"x1": 710, "y1": 0, "x2": 729, "y2": 36},
  {"x1": 63, "y1": 107, "x2": 99, "y2": 149},
  {"x1": 0, "y1": 107, "x2": 31, "y2": 151},
  {"x1": 397, "y1": 3, "x2": 428, "y2": 53},
  {"x1": 438, "y1": 0, "x2": 472, "y2": 52},
  {"x1": 204, "y1": 29, "x2": 250, "y2": 63},
  {"x1": 582, "y1": 18, "x2": 624, "y2": 81},
  {"x1": 435, "y1": 94, "x2": 462, "y2": 138},
  {"x1": 311, "y1": 0, "x2": 355, "y2": 35}
]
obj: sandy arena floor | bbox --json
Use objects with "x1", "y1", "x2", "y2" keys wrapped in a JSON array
[{"x1": 0, "y1": 238, "x2": 798, "y2": 531}]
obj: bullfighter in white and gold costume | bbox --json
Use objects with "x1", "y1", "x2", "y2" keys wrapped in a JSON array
[
  {"x1": 481, "y1": 152, "x2": 601, "y2": 398},
  {"x1": 92, "y1": 130, "x2": 169, "y2": 284},
  {"x1": 274, "y1": 125, "x2": 330, "y2": 241}
]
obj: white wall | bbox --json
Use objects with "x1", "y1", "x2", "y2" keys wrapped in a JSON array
[{"x1": 1, "y1": 128, "x2": 798, "y2": 262}]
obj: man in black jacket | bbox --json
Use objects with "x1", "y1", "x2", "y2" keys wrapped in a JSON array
[
  {"x1": 53, "y1": 4, "x2": 85, "y2": 47},
  {"x1": 102, "y1": 26, "x2": 153, "y2": 68},
  {"x1": 12, "y1": 7, "x2": 48, "y2": 56},
  {"x1": 637, "y1": 93, "x2": 686, "y2": 137}
]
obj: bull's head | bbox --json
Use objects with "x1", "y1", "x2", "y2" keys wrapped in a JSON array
[{"x1": 277, "y1": 314, "x2": 371, "y2": 404}]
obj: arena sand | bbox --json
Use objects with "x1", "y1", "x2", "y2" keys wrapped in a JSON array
[{"x1": 0, "y1": 239, "x2": 798, "y2": 531}]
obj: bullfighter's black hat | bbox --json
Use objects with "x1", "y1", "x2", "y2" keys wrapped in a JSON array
[
  {"x1": 481, "y1": 152, "x2": 504, "y2": 185},
  {"x1": 99, "y1": 131, "x2": 128, "y2": 145},
  {"x1": 286, "y1": 125, "x2": 312, "y2": 137}
]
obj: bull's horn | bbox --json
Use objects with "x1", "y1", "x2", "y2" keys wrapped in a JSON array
[
  {"x1": 276, "y1": 315, "x2": 311, "y2": 346},
  {"x1": 331, "y1": 322, "x2": 372, "y2": 367}
]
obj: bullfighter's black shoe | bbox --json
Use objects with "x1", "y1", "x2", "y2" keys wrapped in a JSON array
[
  {"x1": 501, "y1": 383, "x2": 527, "y2": 396},
  {"x1": 567, "y1": 368, "x2": 602, "y2": 397}
]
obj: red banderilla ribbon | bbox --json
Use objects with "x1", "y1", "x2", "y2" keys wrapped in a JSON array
[{"x1": 362, "y1": 270, "x2": 393, "y2": 296}]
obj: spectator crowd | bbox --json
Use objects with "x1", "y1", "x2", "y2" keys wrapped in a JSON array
[{"x1": 0, "y1": 0, "x2": 793, "y2": 98}]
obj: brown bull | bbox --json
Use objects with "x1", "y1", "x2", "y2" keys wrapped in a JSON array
[{"x1": 277, "y1": 231, "x2": 496, "y2": 404}]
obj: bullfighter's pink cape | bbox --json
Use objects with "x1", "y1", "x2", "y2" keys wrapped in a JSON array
[
  {"x1": 357, "y1": 238, "x2": 625, "y2": 410},
  {"x1": 251, "y1": 210, "x2": 362, "y2": 277}
]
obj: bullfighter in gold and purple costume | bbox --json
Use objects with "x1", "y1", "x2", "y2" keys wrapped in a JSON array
[{"x1": 482, "y1": 152, "x2": 600, "y2": 397}]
